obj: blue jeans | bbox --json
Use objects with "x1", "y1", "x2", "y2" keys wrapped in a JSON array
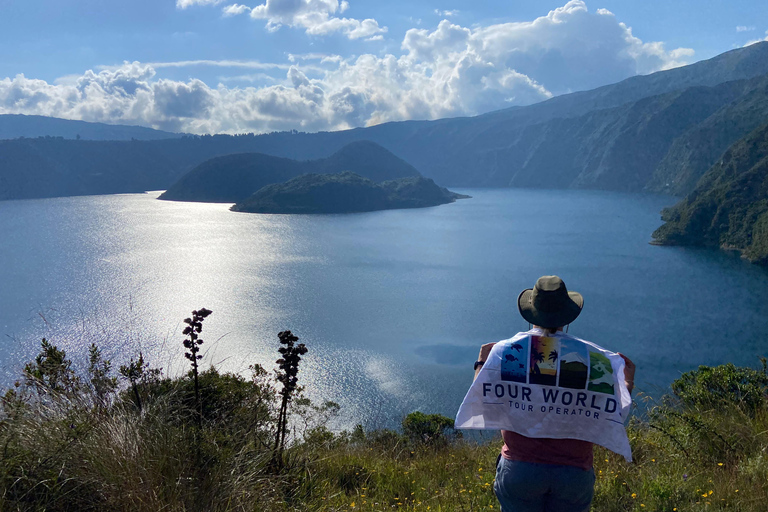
[{"x1": 494, "y1": 457, "x2": 595, "y2": 512}]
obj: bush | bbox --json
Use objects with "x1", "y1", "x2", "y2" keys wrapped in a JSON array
[
  {"x1": 401, "y1": 411, "x2": 455, "y2": 443},
  {"x1": 671, "y1": 360, "x2": 768, "y2": 414}
]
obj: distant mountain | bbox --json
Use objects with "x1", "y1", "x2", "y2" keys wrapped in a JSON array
[
  {"x1": 652, "y1": 122, "x2": 768, "y2": 265},
  {"x1": 0, "y1": 138, "x2": 183, "y2": 200},
  {"x1": 4, "y1": 43, "x2": 768, "y2": 201},
  {"x1": 159, "y1": 140, "x2": 421, "y2": 203},
  {"x1": 343, "y1": 42, "x2": 768, "y2": 189},
  {"x1": 0, "y1": 114, "x2": 181, "y2": 141},
  {"x1": 231, "y1": 171, "x2": 467, "y2": 214}
]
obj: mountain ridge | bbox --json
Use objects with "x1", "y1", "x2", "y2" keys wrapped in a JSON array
[
  {"x1": 3, "y1": 42, "x2": 768, "y2": 200},
  {"x1": 0, "y1": 114, "x2": 181, "y2": 141}
]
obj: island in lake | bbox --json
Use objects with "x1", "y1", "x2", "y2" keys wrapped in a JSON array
[
  {"x1": 160, "y1": 139, "x2": 468, "y2": 214},
  {"x1": 158, "y1": 140, "x2": 423, "y2": 203},
  {"x1": 231, "y1": 171, "x2": 469, "y2": 214}
]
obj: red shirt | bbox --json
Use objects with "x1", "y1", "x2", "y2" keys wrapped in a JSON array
[{"x1": 501, "y1": 430, "x2": 594, "y2": 470}]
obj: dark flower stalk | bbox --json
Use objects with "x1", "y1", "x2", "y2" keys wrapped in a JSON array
[
  {"x1": 183, "y1": 308, "x2": 212, "y2": 426},
  {"x1": 272, "y1": 330, "x2": 307, "y2": 468}
]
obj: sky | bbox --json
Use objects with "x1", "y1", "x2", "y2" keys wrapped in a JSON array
[{"x1": 1, "y1": 0, "x2": 767, "y2": 134}]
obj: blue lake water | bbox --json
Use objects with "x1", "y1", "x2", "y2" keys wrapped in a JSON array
[{"x1": 2, "y1": 189, "x2": 767, "y2": 428}]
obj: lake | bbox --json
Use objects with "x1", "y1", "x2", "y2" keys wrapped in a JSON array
[{"x1": 2, "y1": 189, "x2": 767, "y2": 428}]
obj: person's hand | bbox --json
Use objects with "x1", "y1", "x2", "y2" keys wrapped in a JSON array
[
  {"x1": 473, "y1": 342, "x2": 496, "y2": 380},
  {"x1": 478, "y1": 342, "x2": 496, "y2": 363},
  {"x1": 618, "y1": 353, "x2": 635, "y2": 394}
]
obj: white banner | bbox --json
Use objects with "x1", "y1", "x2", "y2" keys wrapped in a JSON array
[{"x1": 455, "y1": 329, "x2": 632, "y2": 461}]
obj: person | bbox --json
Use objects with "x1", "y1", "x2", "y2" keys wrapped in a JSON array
[{"x1": 472, "y1": 275, "x2": 635, "y2": 512}]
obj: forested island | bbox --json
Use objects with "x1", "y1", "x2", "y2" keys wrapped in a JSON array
[
  {"x1": 158, "y1": 141, "x2": 467, "y2": 213},
  {"x1": 230, "y1": 172, "x2": 468, "y2": 214},
  {"x1": 158, "y1": 140, "x2": 422, "y2": 203}
]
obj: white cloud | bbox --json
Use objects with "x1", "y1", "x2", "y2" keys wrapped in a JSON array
[
  {"x1": 177, "y1": 0, "x2": 223, "y2": 9},
  {"x1": 144, "y1": 59, "x2": 291, "y2": 70},
  {"x1": 249, "y1": 0, "x2": 387, "y2": 40},
  {"x1": 434, "y1": 9, "x2": 458, "y2": 17},
  {"x1": 463, "y1": 1, "x2": 693, "y2": 92},
  {"x1": 736, "y1": 25, "x2": 756, "y2": 32},
  {"x1": 217, "y1": 73, "x2": 278, "y2": 83},
  {"x1": 223, "y1": 3, "x2": 251, "y2": 16},
  {"x1": 744, "y1": 30, "x2": 768, "y2": 46},
  {"x1": 288, "y1": 53, "x2": 343, "y2": 64},
  {"x1": 0, "y1": 1, "x2": 695, "y2": 134}
]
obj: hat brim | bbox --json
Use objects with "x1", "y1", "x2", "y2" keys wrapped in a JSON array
[{"x1": 517, "y1": 288, "x2": 583, "y2": 329}]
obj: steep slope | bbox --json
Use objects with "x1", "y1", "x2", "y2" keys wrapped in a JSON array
[
  {"x1": 652, "y1": 122, "x2": 768, "y2": 265},
  {"x1": 159, "y1": 140, "x2": 421, "y2": 203},
  {"x1": 475, "y1": 41, "x2": 768, "y2": 127},
  {"x1": 417, "y1": 73, "x2": 768, "y2": 190},
  {"x1": 647, "y1": 77, "x2": 768, "y2": 194},
  {"x1": 0, "y1": 114, "x2": 181, "y2": 141},
  {"x1": 372, "y1": 42, "x2": 768, "y2": 184}
]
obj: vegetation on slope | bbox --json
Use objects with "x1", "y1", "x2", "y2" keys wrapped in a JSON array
[
  {"x1": 652, "y1": 122, "x2": 768, "y2": 265},
  {"x1": 648, "y1": 76, "x2": 768, "y2": 194},
  {"x1": 159, "y1": 141, "x2": 422, "y2": 203},
  {"x1": 231, "y1": 172, "x2": 467, "y2": 214},
  {"x1": 2, "y1": 309, "x2": 768, "y2": 511},
  {"x1": 158, "y1": 152, "x2": 304, "y2": 203}
]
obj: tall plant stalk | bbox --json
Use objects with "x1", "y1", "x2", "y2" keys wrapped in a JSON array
[
  {"x1": 183, "y1": 308, "x2": 212, "y2": 427},
  {"x1": 272, "y1": 330, "x2": 307, "y2": 468}
]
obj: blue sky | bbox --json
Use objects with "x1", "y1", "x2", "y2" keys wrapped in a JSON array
[{"x1": 1, "y1": 0, "x2": 766, "y2": 134}]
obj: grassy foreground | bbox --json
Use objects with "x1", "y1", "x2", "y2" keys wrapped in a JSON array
[{"x1": 1, "y1": 317, "x2": 767, "y2": 511}]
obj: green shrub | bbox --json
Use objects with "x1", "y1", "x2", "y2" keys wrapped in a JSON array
[
  {"x1": 671, "y1": 360, "x2": 768, "y2": 414},
  {"x1": 401, "y1": 411, "x2": 455, "y2": 443}
]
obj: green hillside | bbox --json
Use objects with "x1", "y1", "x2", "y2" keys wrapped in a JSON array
[{"x1": 652, "y1": 122, "x2": 768, "y2": 265}]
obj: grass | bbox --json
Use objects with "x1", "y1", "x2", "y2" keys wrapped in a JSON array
[{"x1": 1, "y1": 330, "x2": 767, "y2": 511}]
